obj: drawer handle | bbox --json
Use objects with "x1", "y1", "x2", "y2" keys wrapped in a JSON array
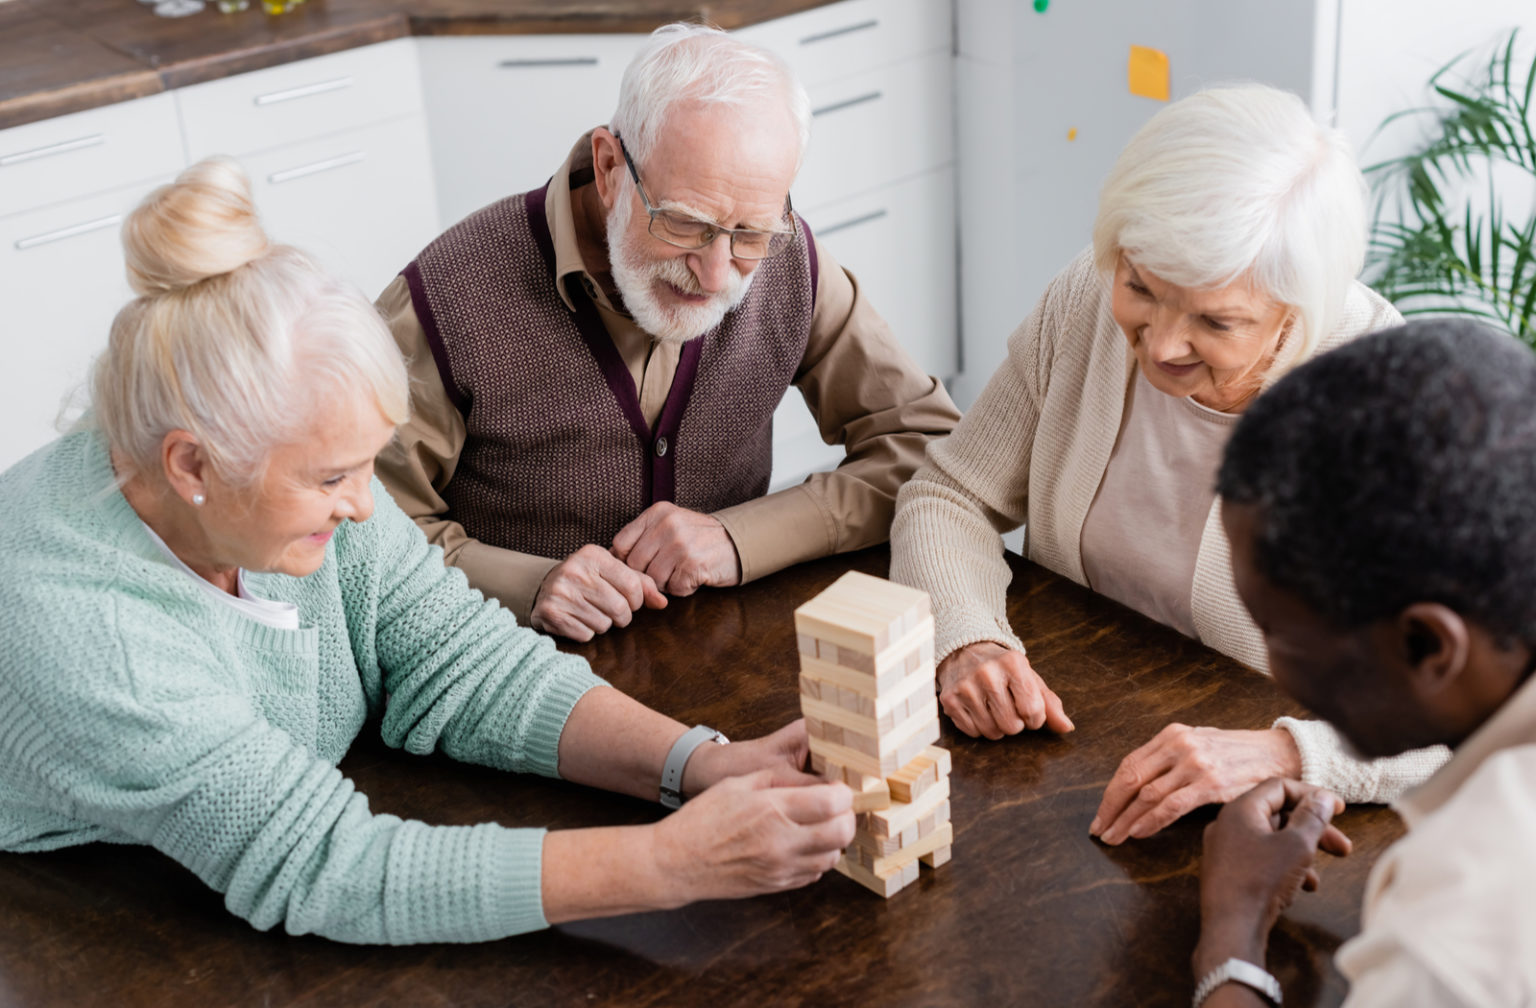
[
  {"x1": 0, "y1": 134, "x2": 106, "y2": 167},
  {"x1": 254, "y1": 76, "x2": 355, "y2": 106},
  {"x1": 800, "y1": 19, "x2": 879, "y2": 45},
  {"x1": 268, "y1": 151, "x2": 367, "y2": 184},
  {"x1": 15, "y1": 214, "x2": 122, "y2": 251},
  {"x1": 498, "y1": 57, "x2": 599, "y2": 68},
  {"x1": 812, "y1": 91, "x2": 883, "y2": 118},
  {"x1": 817, "y1": 209, "x2": 888, "y2": 238}
]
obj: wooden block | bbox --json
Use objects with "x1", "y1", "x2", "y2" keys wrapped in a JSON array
[
  {"x1": 797, "y1": 652, "x2": 912, "y2": 699},
  {"x1": 888, "y1": 748, "x2": 944, "y2": 803},
  {"x1": 808, "y1": 751, "x2": 827, "y2": 775},
  {"x1": 796, "y1": 633, "x2": 818, "y2": 658},
  {"x1": 804, "y1": 715, "x2": 824, "y2": 739},
  {"x1": 865, "y1": 823, "x2": 953, "y2": 877},
  {"x1": 808, "y1": 710, "x2": 939, "y2": 779},
  {"x1": 919, "y1": 844, "x2": 952, "y2": 869},
  {"x1": 798, "y1": 673, "x2": 821, "y2": 701},
  {"x1": 850, "y1": 775, "x2": 891, "y2": 812},
  {"x1": 924, "y1": 744, "x2": 952, "y2": 777},
  {"x1": 822, "y1": 722, "x2": 844, "y2": 746},
  {"x1": 834, "y1": 645, "x2": 874, "y2": 673},
  {"x1": 833, "y1": 852, "x2": 915, "y2": 898},
  {"x1": 795, "y1": 576, "x2": 932, "y2": 660},
  {"x1": 861, "y1": 778, "x2": 950, "y2": 838}
]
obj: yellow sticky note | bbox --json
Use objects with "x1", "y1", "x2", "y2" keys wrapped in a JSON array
[{"x1": 1128, "y1": 45, "x2": 1170, "y2": 101}]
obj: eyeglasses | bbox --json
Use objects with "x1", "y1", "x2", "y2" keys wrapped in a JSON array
[{"x1": 615, "y1": 133, "x2": 797, "y2": 261}]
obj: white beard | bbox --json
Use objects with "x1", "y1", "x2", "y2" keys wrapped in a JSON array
[{"x1": 606, "y1": 188, "x2": 754, "y2": 345}]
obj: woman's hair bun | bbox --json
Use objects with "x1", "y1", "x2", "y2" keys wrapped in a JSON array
[{"x1": 122, "y1": 156, "x2": 270, "y2": 296}]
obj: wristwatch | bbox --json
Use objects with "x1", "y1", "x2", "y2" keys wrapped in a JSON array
[
  {"x1": 1193, "y1": 958, "x2": 1282, "y2": 1007},
  {"x1": 659, "y1": 724, "x2": 728, "y2": 809}
]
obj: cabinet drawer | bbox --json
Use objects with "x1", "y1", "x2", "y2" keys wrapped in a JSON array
[
  {"x1": 177, "y1": 38, "x2": 424, "y2": 161},
  {"x1": 1, "y1": 181, "x2": 170, "y2": 470},
  {"x1": 417, "y1": 34, "x2": 638, "y2": 226},
  {"x1": 0, "y1": 93, "x2": 183, "y2": 220},
  {"x1": 238, "y1": 114, "x2": 439, "y2": 298},
  {"x1": 794, "y1": 49, "x2": 955, "y2": 210},
  {"x1": 805, "y1": 166, "x2": 958, "y2": 380},
  {"x1": 737, "y1": 0, "x2": 951, "y2": 89}
]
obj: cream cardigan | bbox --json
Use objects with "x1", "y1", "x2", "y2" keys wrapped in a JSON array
[{"x1": 892, "y1": 248, "x2": 1449, "y2": 803}]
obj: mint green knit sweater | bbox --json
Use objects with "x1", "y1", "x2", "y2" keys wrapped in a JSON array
[{"x1": 0, "y1": 430, "x2": 606, "y2": 943}]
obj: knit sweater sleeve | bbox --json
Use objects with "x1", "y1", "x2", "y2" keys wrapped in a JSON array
[
  {"x1": 335, "y1": 480, "x2": 607, "y2": 779},
  {"x1": 891, "y1": 257, "x2": 1088, "y2": 661},
  {"x1": 1274, "y1": 717, "x2": 1450, "y2": 804}
]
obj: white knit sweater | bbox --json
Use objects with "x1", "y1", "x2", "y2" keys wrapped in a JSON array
[{"x1": 892, "y1": 248, "x2": 1449, "y2": 804}]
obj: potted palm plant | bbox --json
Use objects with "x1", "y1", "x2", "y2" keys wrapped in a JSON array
[{"x1": 1365, "y1": 30, "x2": 1536, "y2": 345}]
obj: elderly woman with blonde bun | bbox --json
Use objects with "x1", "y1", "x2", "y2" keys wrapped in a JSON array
[
  {"x1": 0, "y1": 159, "x2": 854, "y2": 943},
  {"x1": 892, "y1": 84, "x2": 1449, "y2": 844}
]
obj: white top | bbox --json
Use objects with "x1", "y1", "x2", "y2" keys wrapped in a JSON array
[
  {"x1": 1336, "y1": 673, "x2": 1536, "y2": 1006},
  {"x1": 1081, "y1": 368, "x2": 1239, "y2": 637},
  {"x1": 139, "y1": 521, "x2": 301, "y2": 631}
]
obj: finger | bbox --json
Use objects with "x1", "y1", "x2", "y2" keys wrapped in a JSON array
[
  {"x1": 1042, "y1": 686, "x2": 1075, "y2": 734},
  {"x1": 941, "y1": 692, "x2": 983, "y2": 738},
  {"x1": 540, "y1": 606, "x2": 597, "y2": 643},
  {"x1": 1301, "y1": 867, "x2": 1320, "y2": 893},
  {"x1": 776, "y1": 782, "x2": 854, "y2": 825},
  {"x1": 790, "y1": 811, "x2": 858, "y2": 856},
  {"x1": 985, "y1": 679, "x2": 1027, "y2": 736},
  {"x1": 1281, "y1": 788, "x2": 1344, "y2": 849},
  {"x1": 1004, "y1": 669, "x2": 1047, "y2": 730},
  {"x1": 1319, "y1": 823, "x2": 1353, "y2": 857},
  {"x1": 592, "y1": 556, "x2": 652, "y2": 613},
  {"x1": 640, "y1": 575, "x2": 669, "y2": 609},
  {"x1": 1099, "y1": 770, "x2": 1189, "y2": 845},
  {"x1": 1092, "y1": 738, "x2": 1180, "y2": 835},
  {"x1": 1124, "y1": 784, "x2": 1206, "y2": 840},
  {"x1": 609, "y1": 507, "x2": 658, "y2": 561}
]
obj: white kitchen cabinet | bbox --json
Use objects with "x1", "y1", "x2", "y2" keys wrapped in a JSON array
[
  {"x1": 0, "y1": 179, "x2": 175, "y2": 469},
  {"x1": 0, "y1": 91, "x2": 185, "y2": 470},
  {"x1": 416, "y1": 34, "x2": 638, "y2": 226},
  {"x1": 175, "y1": 38, "x2": 439, "y2": 298}
]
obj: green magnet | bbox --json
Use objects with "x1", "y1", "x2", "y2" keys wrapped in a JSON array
[{"x1": 1034, "y1": 0, "x2": 1049, "y2": 11}]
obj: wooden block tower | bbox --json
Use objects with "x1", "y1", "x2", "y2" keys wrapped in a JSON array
[{"x1": 795, "y1": 571, "x2": 953, "y2": 897}]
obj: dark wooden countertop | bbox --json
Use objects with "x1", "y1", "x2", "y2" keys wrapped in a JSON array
[
  {"x1": 0, "y1": 0, "x2": 837, "y2": 131},
  {"x1": 0, "y1": 548, "x2": 1404, "y2": 1007}
]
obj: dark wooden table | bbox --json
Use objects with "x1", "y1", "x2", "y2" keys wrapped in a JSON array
[{"x1": 0, "y1": 549, "x2": 1403, "y2": 1007}]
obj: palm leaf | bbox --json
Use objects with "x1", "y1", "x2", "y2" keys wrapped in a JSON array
[{"x1": 1366, "y1": 29, "x2": 1536, "y2": 345}]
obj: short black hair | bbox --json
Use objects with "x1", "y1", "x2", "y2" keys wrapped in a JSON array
[{"x1": 1218, "y1": 318, "x2": 1536, "y2": 646}]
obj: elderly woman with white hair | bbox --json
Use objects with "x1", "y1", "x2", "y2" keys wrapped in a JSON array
[
  {"x1": 891, "y1": 84, "x2": 1449, "y2": 844},
  {"x1": 0, "y1": 159, "x2": 854, "y2": 943}
]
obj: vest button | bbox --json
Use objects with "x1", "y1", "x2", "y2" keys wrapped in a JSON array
[{"x1": 655, "y1": 436, "x2": 669, "y2": 457}]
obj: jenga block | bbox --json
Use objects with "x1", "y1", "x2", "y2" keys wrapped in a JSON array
[
  {"x1": 795, "y1": 577, "x2": 932, "y2": 659},
  {"x1": 808, "y1": 710, "x2": 940, "y2": 779},
  {"x1": 861, "y1": 778, "x2": 950, "y2": 838},
  {"x1": 798, "y1": 673, "x2": 821, "y2": 701},
  {"x1": 850, "y1": 820, "x2": 919, "y2": 857},
  {"x1": 796, "y1": 633, "x2": 818, "y2": 658},
  {"x1": 919, "y1": 845, "x2": 952, "y2": 868},
  {"x1": 887, "y1": 747, "x2": 948, "y2": 803},
  {"x1": 833, "y1": 852, "x2": 915, "y2": 898},
  {"x1": 864, "y1": 823, "x2": 953, "y2": 877},
  {"x1": 821, "y1": 722, "x2": 844, "y2": 746},
  {"x1": 800, "y1": 686, "x2": 936, "y2": 744},
  {"x1": 925, "y1": 744, "x2": 952, "y2": 777},
  {"x1": 850, "y1": 774, "x2": 891, "y2": 812}
]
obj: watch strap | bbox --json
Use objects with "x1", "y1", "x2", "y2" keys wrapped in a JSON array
[
  {"x1": 1193, "y1": 957, "x2": 1282, "y2": 1007},
  {"x1": 659, "y1": 724, "x2": 725, "y2": 809}
]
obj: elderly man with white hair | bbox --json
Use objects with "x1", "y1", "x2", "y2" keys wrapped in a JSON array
[
  {"x1": 375, "y1": 23, "x2": 959, "y2": 642},
  {"x1": 891, "y1": 84, "x2": 1449, "y2": 840}
]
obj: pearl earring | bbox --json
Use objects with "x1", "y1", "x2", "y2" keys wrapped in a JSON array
[{"x1": 192, "y1": 493, "x2": 206, "y2": 506}]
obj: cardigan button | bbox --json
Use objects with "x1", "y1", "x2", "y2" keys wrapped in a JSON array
[{"x1": 655, "y1": 436, "x2": 669, "y2": 457}]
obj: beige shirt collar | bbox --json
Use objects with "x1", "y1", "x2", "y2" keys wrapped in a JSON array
[{"x1": 1396, "y1": 670, "x2": 1536, "y2": 825}]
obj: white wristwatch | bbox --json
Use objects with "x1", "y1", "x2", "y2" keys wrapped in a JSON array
[
  {"x1": 1193, "y1": 957, "x2": 1282, "y2": 1007},
  {"x1": 659, "y1": 724, "x2": 728, "y2": 809}
]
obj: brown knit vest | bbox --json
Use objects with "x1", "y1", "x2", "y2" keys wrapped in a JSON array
[{"x1": 402, "y1": 183, "x2": 817, "y2": 561}]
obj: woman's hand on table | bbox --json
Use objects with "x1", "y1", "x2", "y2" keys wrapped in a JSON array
[
  {"x1": 937, "y1": 642, "x2": 1075, "y2": 739},
  {"x1": 1091, "y1": 725, "x2": 1303, "y2": 844},
  {"x1": 651, "y1": 767, "x2": 856, "y2": 902}
]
